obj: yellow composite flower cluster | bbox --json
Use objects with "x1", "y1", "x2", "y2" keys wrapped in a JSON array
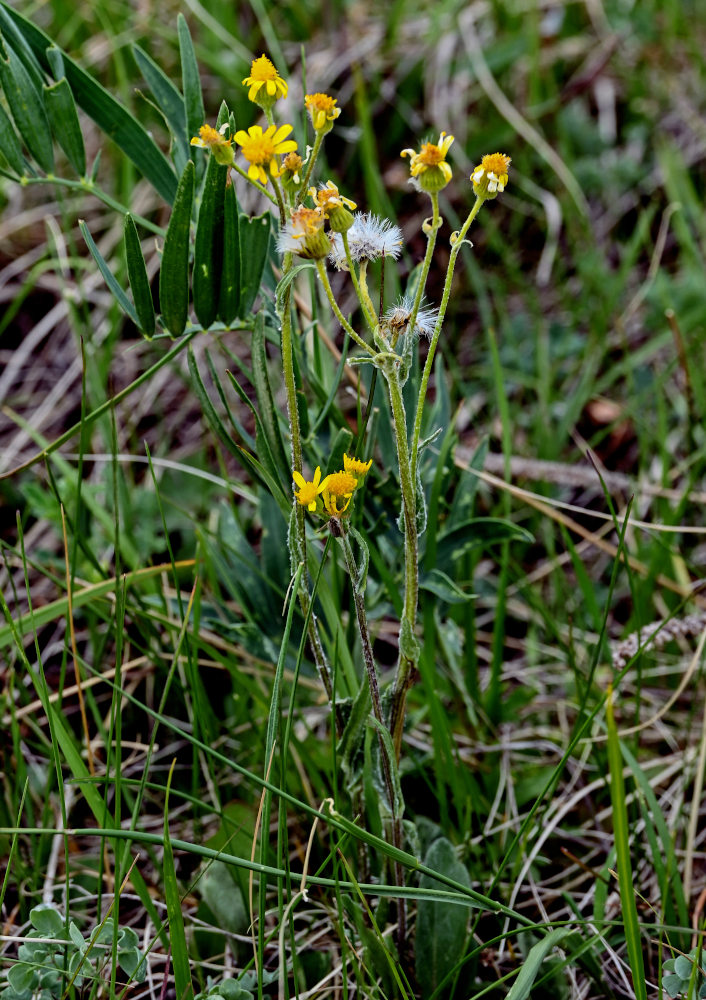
[{"x1": 293, "y1": 454, "x2": 372, "y2": 519}]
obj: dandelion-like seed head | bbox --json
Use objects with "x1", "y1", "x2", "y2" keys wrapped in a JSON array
[
  {"x1": 343, "y1": 454, "x2": 372, "y2": 479},
  {"x1": 242, "y1": 55, "x2": 288, "y2": 107},
  {"x1": 384, "y1": 295, "x2": 439, "y2": 340},
  {"x1": 401, "y1": 132, "x2": 454, "y2": 192},
  {"x1": 277, "y1": 205, "x2": 329, "y2": 259},
  {"x1": 321, "y1": 471, "x2": 358, "y2": 516},
  {"x1": 329, "y1": 213, "x2": 404, "y2": 270},
  {"x1": 190, "y1": 123, "x2": 234, "y2": 166},
  {"x1": 310, "y1": 181, "x2": 357, "y2": 232},
  {"x1": 471, "y1": 152, "x2": 511, "y2": 199},
  {"x1": 233, "y1": 124, "x2": 298, "y2": 186},
  {"x1": 304, "y1": 93, "x2": 341, "y2": 134},
  {"x1": 293, "y1": 467, "x2": 328, "y2": 512}
]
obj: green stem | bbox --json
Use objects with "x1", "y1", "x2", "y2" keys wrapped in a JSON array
[
  {"x1": 357, "y1": 261, "x2": 379, "y2": 329},
  {"x1": 342, "y1": 235, "x2": 378, "y2": 331},
  {"x1": 270, "y1": 173, "x2": 287, "y2": 227},
  {"x1": 407, "y1": 192, "x2": 440, "y2": 343},
  {"x1": 297, "y1": 131, "x2": 325, "y2": 203},
  {"x1": 315, "y1": 261, "x2": 376, "y2": 355},
  {"x1": 338, "y1": 529, "x2": 407, "y2": 946},
  {"x1": 410, "y1": 196, "x2": 483, "y2": 482},
  {"x1": 384, "y1": 367, "x2": 419, "y2": 760},
  {"x1": 229, "y1": 163, "x2": 278, "y2": 205},
  {"x1": 279, "y1": 252, "x2": 338, "y2": 725}
]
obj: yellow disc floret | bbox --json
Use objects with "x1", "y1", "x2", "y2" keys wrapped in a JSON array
[
  {"x1": 321, "y1": 471, "x2": 357, "y2": 516},
  {"x1": 401, "y1": 132, "x2": 454, "y2": 192},
  {"x1": 242, "y1": 55, "x2": 288, "y2": 105},
  {"x1": 233, "y1": 124, "x2": 298, "y2": 186},
  {"x1": 471, "y1": 152, "x2": 511, "y2": 199},
  {"x1": 305, "y1": 93, "x2": 341, "y2": 133},
  {"x1": 293, "y1": 467, "x2": 328, "y2": 512},
  {"x1": 343, "y1": 454, "x2": 372, "y2": 479}
]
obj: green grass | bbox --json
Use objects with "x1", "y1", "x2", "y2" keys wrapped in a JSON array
[{"x1": 1, "y1": 0, "x2": 706, "y2": 997}]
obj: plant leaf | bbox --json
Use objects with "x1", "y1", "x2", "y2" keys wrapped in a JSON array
[
  {"x1": 159, "y1": 159, "x2": 194, "y2": 337},
  {"x1": 415, "y1": 837, "x2": 471, "y2": 999}
]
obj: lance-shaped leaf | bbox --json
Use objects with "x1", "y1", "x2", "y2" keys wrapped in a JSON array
[
  {"x1": 177, "y1": 14, "x2": 204, "y2": 154},
  {"x1": 238, "y1": 211, "x2": 272, "y2": 316},
  {"x1": 416, "y1": 838, "x2": 471, "y2": 998},
  {"x1": 43, "y1": 76, "x2": 85, "y2": 176},
  {"x1": 218, "y1": 179, "x2": 241, "y2": 324},
  {"x1": 192, "y1": 103, "x2": 229, "y2": 328},
  {"x1": 0, "y1": 100, "x2": 25, "y2": 174},
  {"x1": 124, "y1": 214, "x2": 155, "y2": 339},
  {"x1": 0, "y1": 29, "x2": 53, "y2": 172},
  {"x1": 159, "y1": 159, "x2": 194, "y2": 337},
  {"x1": 80, "y1": 220, "x2": 139, "y2": 327},
  {"x1": 131, "y1": 43, "x2": 189, "y2": 170}
]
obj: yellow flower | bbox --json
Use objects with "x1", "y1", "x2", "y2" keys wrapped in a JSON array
[
  {"x1": 242, "y1": 55, "x2": 288, "y2": 105},
  {"x1": 309, "y1": 181, "x2": 357, "y2": 233},
  {"x1": 343, "y1": 454, "x2": 372, "y2": 479},
  {"x1": 321, "y1": 471, "x2": 357, "y2": 516},
  {"x1": 401, "y1": 132, "x2": 454, "y2": 192},
  {"x1": 293, "y1": 467, "x2": 329, "y2": 511},
  {"x1": 233, "y1": 124, "x2": 298, "y2": 186},
  {"x1": 471, "y1": 152, "x2": 511, "y2": 199},
  {"x1": 190, "y1": 123, "x2": 235, "y2": 166},
  {"x1": 304, "y1": 93, "x2": 341, "y2": 133}
]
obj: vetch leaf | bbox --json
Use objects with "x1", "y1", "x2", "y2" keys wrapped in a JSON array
[
  {"x1": 124, "y1": 213, "x2": 156, "y2": 338},
  {"x1": 0, "y1": 3, "x2": 177, "y2": 202},
  {"x1": 159, "y1": 159, "x2": 194, "y2": 336},
  {"x1": 193, "y1": 128, "x2": 228, "y2": 328},
  {"x1": 0, "y1": 29, "x2": 53, "y2": 172},
  {"x1": 177, "y1": 14, "x2": 204, "y2": 154},
  {"x1": 43, "y1": 75, "x2": 85, "y2": 175},
  {"x1": 80, "y1": 220, "x2": 139, "y2": 326},
  {"x1": 132, "y1": 43, "x2": 188, "y2": 167},
  {"x1": 0, "y1": 99, "x2": 25, "y2": 174}
]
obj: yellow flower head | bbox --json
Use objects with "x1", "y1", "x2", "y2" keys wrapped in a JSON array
[
  {"x1": 343, "y1": 454, "x2": 372, "y2": 480},
  {"x1": 293, "y1": 466, "x2": 328, "y2": 512},
  {"x1": 190, "y1": 123, "x2": 235, "y2": 166},
  {"x1": 321, "y1": 471, "x2": 357, "y2": 516},
  {"x1": 401, "y1": 132, "x2": 454, "y2": 192},
  {"x1": 233, "y1": 124, "x2": 298, "y2": 186},
  {"x1": 242, "y1": 55, "x2": 288, "y2": 106},
  {"x1": 277, "y1": 206, "x2": 330, "y2": 259},
  {"x1": 310, "y1": 181, "x2": 357, "y2": 233},
  {"x1": 471, "y1": 152, "x2": 511, "y2": 199},
  {"x1": 304, "y1": 93, "x2": 341, "y2": 133}
]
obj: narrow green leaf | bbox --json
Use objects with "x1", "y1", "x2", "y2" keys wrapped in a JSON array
[
  {"x1": 159, "y1": 159, "x2": 194, "y2": 337},
  {"x1": 0, "y1": 99, "x2": 25, "y2": 174},
  {"x1": 177, "y1": 13, "x2": 205, "y2": 149},
  {"x1": 0, "y1": 29, "x2": 53, "y2": 172},
  {"x1": 124, "y1": 214, "x2": 156, "y2": 339},
  {"x1": 163, "y1": 762, "x2": 194, "y2": 1000},
  {"x1": 132, "y1": 43, "x2": 188, "y2": 165},
  {"x1": 251, "y1": 314, "x2": 289, "y2": 479},
  {"x1": 0, "y1": 2, "x2": 177, "y2": 202},
  {"x1": 238, "y1": 211, "x2": 272, "y2": 316},
  {"x1": 419, "y1": 568, "x2": 473, "y2": 604},
  {"x1": 415, "y1": 838, "x2": 471, "y2": 999},
  {"x1": 218, "y1": 179, "x2": 241, "y2": 323},
  {"x1": 435, "y1": 517, "x2": 533, "y2": 565},
  {"x1": 606, "y1": 687, "x2": 648, "y2": 1000},
  {"x1": 43, "y1": 76, "x2": 85, "y2": 176},
  {"x1": 505, "y1": 928, "x2": 571, "y2": 1000},
  {"x1": 45, "y1": 44, "x2": 63, "y2": 79},
  {"x1": 0, "y1": 2, "x2": 44, "y2": 89},
  {"x1": 193, "y1": 150, "x2": 227, "y2": 328},
  {"x1": 80, "y1": 220, "x2": 139, "y2": 326}
]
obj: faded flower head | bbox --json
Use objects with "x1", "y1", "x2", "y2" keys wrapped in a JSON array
[
  {"x1": 384, "y1": 295, "x2": 439, "y2": 340},
  {"x1": 242, "y1": 55, "x2": 288, "y2": 108},
  {"x1": 304, "y1": 93, "x2": 341, "y2": 133},
  {"x1": 190, "y1": 123, "x2": 234, "y2": 166},
  {"x1": 293, "y1": 467, "x2": 328, "y2": 511},
  {"x1": 471, "y1": 153, "x2": 511, "y2": 199},
  {"x1": 401, "y1": 132, "x2": 454, "y2": 192},
  {"x1": 329, "y1": 213, "x2": 404, "y2": 270},
  {"x1": 277, "y1": 206, "x2": 329, "y2": 259},
  {"x1": 310, "y1": 181, "x2": 357, "y2": 232},
  {"x1": 233, "y1": 124, "x2": 298, "y2": 186}
]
